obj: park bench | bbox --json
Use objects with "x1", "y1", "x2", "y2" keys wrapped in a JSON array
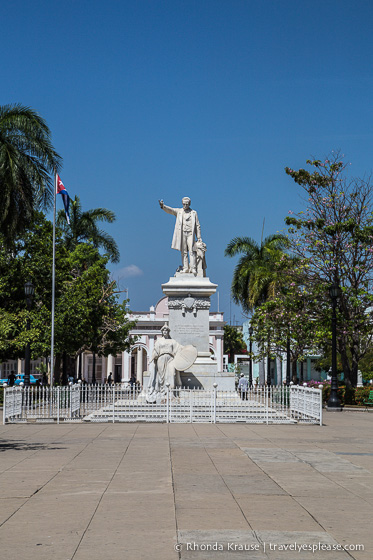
[{"x1": 363, "y1": 390, "x2": 373, "y2": 410}]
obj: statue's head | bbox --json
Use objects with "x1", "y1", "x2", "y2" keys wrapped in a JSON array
[
  {"x1": 182, "y1": 197, "x2": 191, "y2": 210},
  {"x1": 161, "y1": 323, "x2": 171, "y2": 337}
]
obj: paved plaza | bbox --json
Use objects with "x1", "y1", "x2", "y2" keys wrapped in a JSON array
[{"x1": 0, "y1": 412, "x2": 372, "y2": 560}]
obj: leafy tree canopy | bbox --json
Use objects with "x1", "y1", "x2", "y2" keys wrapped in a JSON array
[
  {"x1": 0, "y1": 212, "x2": 135, "y2": 369},
  {"x1": 284, "y1": 153, "x2": 373, "y2": 387},
  {"x1": 223, "y1": 324, "x2": 247, "y2": 363},
  {"x1": 57, "y1": 195, "x2": 120, "y2": 263},
  {"x1": 0, "y1": 104, "x2": 61, "y2": 246},
  {"x1": 225, "y1": 234, "x2": 290, "y2": 313}
]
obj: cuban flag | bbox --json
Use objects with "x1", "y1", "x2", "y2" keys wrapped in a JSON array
[{"x1": 56, "y1": 175, "x2": 70, "y2": 224}]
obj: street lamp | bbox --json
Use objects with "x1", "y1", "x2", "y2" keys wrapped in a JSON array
[
  {"x1": 248, "y1": 326, "x2": 253, "y2": 388},
  {"x1": 24, "y1": 281, "x2": 35, "y2": 387},
  {"x1": 327, "y1": 283, "x2": 342, "y2": 409}
]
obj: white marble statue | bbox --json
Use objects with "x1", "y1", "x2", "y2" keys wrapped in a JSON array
[
  {"x1": 147, "y1": 324, "x2": 182, "y2": 402},
  {"x1": 159, "y1": 197, "x2": 204, "y2": 275}
]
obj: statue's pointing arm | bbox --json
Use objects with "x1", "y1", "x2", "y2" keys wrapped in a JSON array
[{"x1": 159, "y1": 200, "x2": 178, "y2": 217}]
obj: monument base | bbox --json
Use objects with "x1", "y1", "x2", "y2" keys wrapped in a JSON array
[
  {"x1": 180, "y1": 370, "x2": 235, "y2": 390},
  {"x1": 157, "y1": 272, "x2": 235, "y2": 391},
  {"x1": 142, "y1": 370, "x2": 235, "y2": 391}
]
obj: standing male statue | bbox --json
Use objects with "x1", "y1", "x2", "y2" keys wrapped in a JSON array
[{"x1": 159, "y1": 197, "x2": 203, "y2": 275}]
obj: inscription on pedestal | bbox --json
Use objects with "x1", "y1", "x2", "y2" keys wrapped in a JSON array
[{"x1": 173, "y1": 325, "x2": 205, "y2": 335}]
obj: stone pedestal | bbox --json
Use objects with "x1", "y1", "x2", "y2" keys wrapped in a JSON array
[{"x1": 162, "y1": 273, "x2": 234, "y2": 390}]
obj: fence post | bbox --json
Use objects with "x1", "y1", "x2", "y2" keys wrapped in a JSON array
[
  {"x1": 112, "y1": 384, "x2": 115, "y2": 423},
  {"x1": 57, "y1": 387, "x2": 60, "y2": 424},
  {"x1": 319, "y1": 384, "x2": 323, "y2": 426},
  {"x1": 303, "y1": 386, "x2": 306, "y2": 420},
  {"x1": 3, "y1": 385, "x2": 7, "y2": 424},
  {"x1": 213, "y1": 383, "x2": 218, "y2": 423},
  {"x1": 69, "y1": 383, "x2": 72, "y2": 419},
  {"x1": 266, "y1": 386, "x2": 269, "y2": 425},
  {"x1": 166, "y1": 382, "x2": 170, "y2": 423}
]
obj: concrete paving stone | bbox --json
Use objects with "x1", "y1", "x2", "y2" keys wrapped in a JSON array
[
  {"x1": 333, "y1": 455, "x2": 373, "y2": 472},
  {"x1": 174, "y1": 490, "x2": 235, "y2": 510},
  {"x1": 256, "y1": 530, "x2": 352, "y2": 560},
  {"x1": 260, "y1": 469, "x2": 352, "y2": 498},
  {"x1": 321, "y1": 474, "x2": 373, "y2": 502},
  {"x1": 0, "y1": 497, "x2": 28, "y2": 524},
  {"x1": 107, "y1": 473, "x2": 172, "y2": 495},
  {"x1": 73, "y1": 532, "x2": 179, "y2": 560},
  {"x1": 72, "y1": 493, "x2": 177, "y2": 560},
  {"x1": 87, "y1": 492, "x2": 176, "y2": 530},
  {"x1": 206, "y1": 456, "x2": 263, "y2": 476},
  {"x1": 293, "y1": 450, "x2": 371, "y2": 473},
  {"x1": 170, "y1": 456, "x2": 217, "y2": 474},
  {"x1": 176, "y1": 505, "x2": 250, "y2": 531},
  {"x1": 170, "y1": 438, "x2": 237, "y2": 449},
  {"x1": 173, "y1": 473, "x2": 231, "y2": 494},
  {"x1": 237, "y1": 495, "x2": 322, "y2": 532},
  {"x1": 0, "y1": 469, "x2": 58, "y2": 498},
  {"x1": 256, "y1": 461, "x2": 354, "y2": 493},
  {"x1": 222, "y1": 474, "x2": 287, "y2": 496},
  {"x1": 0, "y1": 493, "x2": 101, "y2": 560},
  {"x1": 241, "y1": 448, "x2": 302, "y2": 463},
  {"x1": 1, "y1": 413, "x2": 372, "y2": 560},
  {"x1": 178, "y1": 529, "x2": 265, "y2": 559},
  {"x1": 294, "y1": 495, "x2": 373, "y2": 556}
]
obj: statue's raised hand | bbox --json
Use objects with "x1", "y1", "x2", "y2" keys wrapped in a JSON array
[{"x1": 159, "y1": 199, "x2": 164, "y2": 209}]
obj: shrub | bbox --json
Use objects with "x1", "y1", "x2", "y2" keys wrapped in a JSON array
[
  {"x1": 354, "y1": 386, "x2": 372, "y2": 406},
  {"x1": 308, "y1": 382, "x2": 372, "y2": 406}
]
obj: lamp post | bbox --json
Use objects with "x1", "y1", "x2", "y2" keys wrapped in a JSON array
[
  {"x1": 286, "y1": 328, "x2": 291, "y2": 386},
  {"x1": 24, "y1": 281, "x2": 35, "y2": 387},
  {"x1": 266, "y1": 333, "x2": 271, "y2": 387},
  {"x1": 248, "y1": 326, "x2": 253, "y2": 388},
  {"x1": 327, "y1": 283, "x2": 342, "y2": 409}
]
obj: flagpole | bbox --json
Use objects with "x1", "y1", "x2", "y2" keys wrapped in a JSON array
[{"x1": 50, "y1": 170, "x2": 56, "y2": 388}]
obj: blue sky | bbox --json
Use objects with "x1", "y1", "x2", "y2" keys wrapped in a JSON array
[{"x1": 2, "y1": 0, "x2": 373, "y2": 323}]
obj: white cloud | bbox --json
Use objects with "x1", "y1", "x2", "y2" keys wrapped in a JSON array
[{"x1": 116, "y1": 264, "x2": 143, "y2": 278}]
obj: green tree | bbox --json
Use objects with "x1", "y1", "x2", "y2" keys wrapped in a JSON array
[
  {"x1": 285, "y1": 153, "x2": 373, "y2": 387},
  {"x1": 0, "y1": 104, "x2": 61, "y2": 245},
  {"x1": 0, "y1": 213, "x2": 134, "y2": 382},
  {"x1": 224, "y1": 234, "x2": 289, "y2": 313},
  {"x1": 57, "y1": 195, "x2": 120, "y2": 263},
  {"x1": 250, "y1": 278, "x2": 322, "y2": 381},
  {"x1": 223, "y1": 324, "x2": 247, "y2": 363}
]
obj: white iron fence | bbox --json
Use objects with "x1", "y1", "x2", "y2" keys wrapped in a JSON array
[{"x1": 2, "y1": 384, "x2": 323, "y2": 425}]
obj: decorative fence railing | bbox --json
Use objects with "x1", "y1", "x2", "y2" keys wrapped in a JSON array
[{"x1": 2, "y1": 384, "x2": 323, "y2": 425}]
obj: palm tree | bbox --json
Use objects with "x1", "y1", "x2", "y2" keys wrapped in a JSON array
[
  {"x1": 57, "y1": 195, "x2": 120, "y2": 263},
  {"x1": 0, "y1": 104, "x2": 61, "y2": 245},
  {"x1": 225, "y1": 234, "x2": 289, "y2": 313}
]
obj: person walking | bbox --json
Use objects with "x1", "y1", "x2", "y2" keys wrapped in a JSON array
[{"x1": 238, "y1": 373, "x2": 249, "y2": 400}]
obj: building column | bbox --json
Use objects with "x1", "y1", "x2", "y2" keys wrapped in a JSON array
[
  {"x1": 216, "y1": 336, "x2": 223, "y2": 372},
  {"x1": 136, "y1": 347, "x2": 143, "y2": 385},
  {"x1": 148, "y1": 336, "x2": 155, "y2": 378},
  {"x1": 107, "y1": 354, "x2": 114, "y2": 377},
  {"x1": 101, "y1": 356, "x2": 106, "y2": 383},
  {"x1": 276, "y1": 356, "x2": 283, "y2": 385},
  {"x1": 83, "y1": 353, "x2": 89, "y2": 382},
  {"x1": 259, "y1": 359, "x2": 265, "y2": 385},
  {"x1": 121, "y1": 350, "x2": 130, "y2": 383}
]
